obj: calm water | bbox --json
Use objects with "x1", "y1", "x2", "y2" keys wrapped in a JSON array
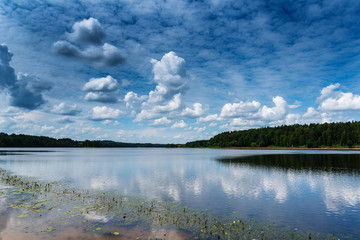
[{"x1": 0, "y1": 148, "x2": 359, "y2": 237}]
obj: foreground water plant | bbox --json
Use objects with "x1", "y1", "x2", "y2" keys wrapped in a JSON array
[{"x1": 0, "y1": 168, "x2": 342, "y2": 239}]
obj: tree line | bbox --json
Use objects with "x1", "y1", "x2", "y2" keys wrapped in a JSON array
[
  {"x1": 185, "y1": 121, "x2": 360, "y2": 148},
  {"x1": 0, "y1": 133, "x2": 166, "y2": 148}
]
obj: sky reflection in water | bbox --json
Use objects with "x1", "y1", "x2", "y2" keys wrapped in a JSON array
[{"x1": 0, "y1": 148, "x2": 359, "y2": 237}]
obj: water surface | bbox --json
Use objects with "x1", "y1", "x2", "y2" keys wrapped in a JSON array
[{"x1": 0, "y1": 148, "x2": 359, "y2": 238}]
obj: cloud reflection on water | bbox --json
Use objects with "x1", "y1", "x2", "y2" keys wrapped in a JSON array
[{"x1": 0, "y1": 148, "x2": 359, "y2": 235}]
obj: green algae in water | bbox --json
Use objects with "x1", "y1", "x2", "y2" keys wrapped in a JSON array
[{"x1": 0, "y1": 168, "x2": 344, "y2": 239}]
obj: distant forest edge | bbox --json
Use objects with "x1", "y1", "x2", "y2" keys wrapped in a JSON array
[
  {"x1": 2, "y1": 121, "x2": 360, "y2": 149},
  {"x1": 0, "y1": 133, "x2": 166, "y2": 148},
  {"x1": 185, "y1": 121, "x2": 360, "y2": 148}
]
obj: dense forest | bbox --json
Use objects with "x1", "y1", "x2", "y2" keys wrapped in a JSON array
[
  {"x1": 0, "y1": 133, "x2": 166, "y2": 148},
  {"x1": 185, "y1": 121, "x2": 360, "y2": 148}
]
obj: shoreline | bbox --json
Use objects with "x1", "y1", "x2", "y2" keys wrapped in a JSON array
[{"x1": 181, "y1": 146, "x2": 360, "y2": 151}]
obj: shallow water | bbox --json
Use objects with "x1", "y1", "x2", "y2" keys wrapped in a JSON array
[{"x1": 0, "y1": 148, "x2": 359, "y2": 238}]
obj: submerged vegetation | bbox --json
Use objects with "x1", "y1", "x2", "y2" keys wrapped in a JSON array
[
  {"x1": 0, "y1": 167, "x2": 341, "y2": 239},
  {"x1": 185, "y1": 121, "x2": 360, "y2": 148},
  {"x1": 0, "y1": 132, "x2": 166, "y2": 148}
]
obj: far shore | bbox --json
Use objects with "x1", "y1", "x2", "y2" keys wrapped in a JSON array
[{"x1": 181, "y1": 146, "x2": 360, "y2": 151}]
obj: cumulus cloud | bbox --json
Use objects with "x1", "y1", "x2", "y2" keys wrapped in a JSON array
[
  {"x1": 149, "y1": 51, "x2": 187, "y2": 103},
  {"x1": 136, "y1": 51, "x2": 188, "y2": 121},
  {"x1": 51, "y1": 102, "x2": 81, "y2": 115},
  {"x1": 52, "y1": 18, "x2": 124, "y2": 67},
  {"x1": 84, "y1": 92, "x2": 117, "y2": 103},
  {"x1": 230, "y1": 118, "x2": 265, "y2": 127},
  {"x1": 124, "y1": 91, "x2": 147, "y2": 108},
  {"x1": 318, "y1": 83, "x2": 340, "y2": 101},
  {"x1": 220, "y1": 100, "x2": 261, "y2": 118},
  {"x1": 194, "y1": 126, "x2": 206, "y2": 132},
  {"x1": 181, "y1": 103, "x2": 205, "y2": 118},
  {"x1": 0, "y1": 44, "x2": 51, "y2": 110},
  {"x1": 91, "y1": 106, "x2": 123, "y2": 120},
  {"x1": 319, "y1": 84, "x2": 360, "y2": 111},
  {"x1": 321, "y1": 93, "x2": 360, "y2": 110},
  {"x1": 83, "y1": 75, "x2": 119, "y2": 92},
  {"x1": 150, "y1": 117, "x2": 172, "y2": 126},
  {"x1": 66, "y1": 17, "x2": 105, "y2": 45},
  {"x1": 303, "y1": 107, "x2": 318, "y2": 118},
  {"x1": 171, "y1": 120, "x2": 187, "y2": 129},
  {"x1": 197, "y1": 114, "x2": 219, "y2": 123},
  {"x1": 136, "y1": 93, "x2": 182, "y2": 121},
  {"x1": 260, "y1": 96, "x2": 288, "y2": 121},
  {"x1": 285, "y1": 113, "x2": 301, "y2": 125},
  {"x1": 83, "y1": 75, "x2": 119, "y2": 103}
]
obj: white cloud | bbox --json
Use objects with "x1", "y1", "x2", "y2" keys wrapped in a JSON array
[
  {"x1": 230, "y1": 118, "x2": 265, "y2": 126},
  {"x1": 136, "y1": 93, "x2": 182, "y2": 121},
  {"x1": 136, "y1": 52, "x2": 187, "y2": 121},
  {"x1": 194, "y1": 126, "x2": 206, "y2": 132},
  {"x1": 124, "y1": 91, "x2": 147, "y2": 108},
  {"x1": 51, "y1": 102, "x2": 81, "y2": 115},
  {"x1": 84, "y1": 92, "x2": 118, "y2": 103},
  {"x1": 320, "y1": 92, "x2": 360, "y2": 111},
  {"x1": 303, "y1": 107, "x2": 318, "y2": 118},
  {"x1": 150, "y1": 51, "x2": 187, "y2": 103},
  {"x1": 285, "y1": 113, "x2": 301, "y2": 125},
  {"x1": 66, "y1": 17, "x2": 105, "y2": 45},
  {"x1": 197, "y1": 114, "x2": 219, "y2": 123},
  {"x1": 260, "y1": 96, "x2": 288, "y2": 121},
  {"x1": 147, "y1": 51, "x2": 187, "y2": 104},
  {"x1": 171, "y1": 120, "x2": 187, "y2": 129},
  {"x1": 219, "y1": 124, "x2": 229, "y2": 129},
  {"x1": 181, "y1": 103, "x2": 205, "y2": 118},
  {"x1": 83, "y1": 75, "x2": 119, "y2": 103},
  {"x1": 220, "y1": 100, "x2": 261, "y2": 118},
  {"x1": 152, "y1": 93, "x2": 182, "y2": 113},
  {"x1": 318, "y1": 83, "x2": 340, "y2": 101},
  {"x1": 101, "y1": 120, "x2": 120, "y2": 126},
  {"x1": 289, "y1": 100, "x2": 301, "y2": 109},
  {"x1": 209, "y1": 122, "x2": 217, "y2": 127},
  {"x1": 91, "y1": 106, "x2": 123, "y2": 120},
  {"x1": 151, "y1": 117, "x2": 172, "y2": 126},
  {"x1": 83, "y1": 75, "x2": 119, "y2": 92},
  {"x1": 321, "y1": 112, "x2": 331, "y2": 123}
]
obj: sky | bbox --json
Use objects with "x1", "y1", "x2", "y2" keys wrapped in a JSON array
[{"x1": 1, "y1": 0, "x2": 360, "y2": 144}]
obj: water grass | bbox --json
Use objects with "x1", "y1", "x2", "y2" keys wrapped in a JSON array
[{"x1": 0, "y1": 167, "x2": 344, "y2": 239}]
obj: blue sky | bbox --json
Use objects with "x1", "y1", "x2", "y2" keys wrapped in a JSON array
[{"x1": 1, "y1": 0, "x2": 360, "y2": 143}]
